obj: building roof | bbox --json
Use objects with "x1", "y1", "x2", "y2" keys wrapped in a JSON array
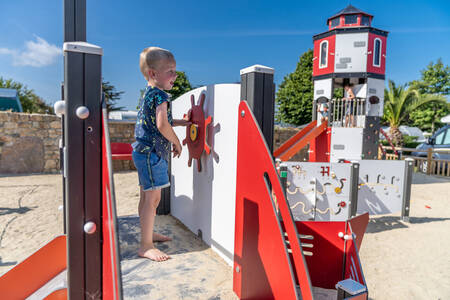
[
  {"x1": 327, "y1": 5, "x2": 373, "y2": 23},
  {"x1": 0, "y1": 88, "x2": 23, "y2": 112}
]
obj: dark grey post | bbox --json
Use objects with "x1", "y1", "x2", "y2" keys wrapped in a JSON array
[
  {"x1": 240, "y1": 65, "x2": 275, "y2": 153},
  {"x1": 64, "y1": 0, "x2": 86, "y2": 42},
  {"x1": 59, "y1": 83, "x2": 66, "y2": 234},
  {"x1": 64, "y1": 42, "x2": 103, "y2": 299},
  {"x1": 349, "y1": 161, "x2": 360, "y2": 218},
  {"x1": 157, "y1": 156, "x2": 171, "y2": 215},
  {"x1": 401, "y1": 158, "x2": 414, "y2": 222}
]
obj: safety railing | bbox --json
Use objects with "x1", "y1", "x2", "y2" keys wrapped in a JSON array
[
  {"x1": 330, "y1": 98, "x2": 366, "y2": 128},
  {"x1": 379, "y1": 146, "x2": 450, "y2": 177}
]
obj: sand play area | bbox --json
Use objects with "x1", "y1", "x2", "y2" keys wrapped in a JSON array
[{"x1": 0, "y1": 171, "x2": 449, "y2": 299}]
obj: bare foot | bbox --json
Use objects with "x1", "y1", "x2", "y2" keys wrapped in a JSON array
[
  {"x1": 138, "y1": 247, "x2": 171, "y2": 262},
  {"x1": 153, "y1": 232, "x2": 172, "y2": 242}
]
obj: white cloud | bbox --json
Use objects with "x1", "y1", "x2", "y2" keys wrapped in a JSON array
[{"x1": 0, "y1": 36, "x2": 62, "y2": 67}]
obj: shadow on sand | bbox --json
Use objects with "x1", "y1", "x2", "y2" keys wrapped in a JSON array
[{"x1": 366, "y1": 215, "x2": 450, "y2": 234}]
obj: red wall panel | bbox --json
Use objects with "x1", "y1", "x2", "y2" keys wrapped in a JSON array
[
  {"x1": 366, "y1": 33, "x2": 387, "y2": 74},
  {"x1": 313, "y1": 35, "x2": 335, "y2": 76}
]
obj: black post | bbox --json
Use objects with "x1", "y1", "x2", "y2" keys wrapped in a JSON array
[
  {"x1": 64, "y1": 0, "x2": 103, "y2": 297},
  {"x1": 64, "y1": 42, "x2": 103, "y2": 299},
  {"x1": 60, "y1": 82, "x2": 66, "y2": 234},
  {"x1": 240, "y1": 65, "x2": 275, "y2": 153},
  {"x1": 402, "y1": 158, "x2": 413, "y2": 222},
  {"x1": 64, "y1": 0, "x2": 86, "y2": 42},
  {"x1": 349, "y1": 161, "x2": 360, "y2": 218}
]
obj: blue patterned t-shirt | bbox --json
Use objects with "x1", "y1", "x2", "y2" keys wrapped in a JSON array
[{"x1": 132, "y1": 86, "x2": 173, "y2": 161}]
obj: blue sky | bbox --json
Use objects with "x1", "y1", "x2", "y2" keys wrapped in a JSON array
[{"x1": 0, "y1": 0, "x2": 449, "y2": 111}]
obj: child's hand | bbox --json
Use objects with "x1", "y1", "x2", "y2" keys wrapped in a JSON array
[{"x1": 172, "y1": 141, "x2": 182, "y2": 158}]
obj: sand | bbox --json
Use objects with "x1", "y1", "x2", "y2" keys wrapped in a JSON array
[{"x1": 0, "y1": 171, "x2": 449, "y2": 299}]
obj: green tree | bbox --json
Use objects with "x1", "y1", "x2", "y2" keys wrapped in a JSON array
[
  {"x1": 0, "y1": 77, "x2": 53, "y2": 114},
  {"x1": 408, "y1": 59, "x2": 450, "y2": 133},
  {"x1": 383, "y1": 80, "x2": 446, "y2": 146},
  {"x1": 103, "y1": 81, "x2": 125, "y2": 112},
  {"x1": 276, "y1": 49, "x2": 314, "y2": 126}
]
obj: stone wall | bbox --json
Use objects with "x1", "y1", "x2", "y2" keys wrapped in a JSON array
[
  {"x1": 0, "y1": 111, "x2": 61, "y2": 174},
  {"x1": 0, "y1": 111, "x2": 308, "y2": 174}
]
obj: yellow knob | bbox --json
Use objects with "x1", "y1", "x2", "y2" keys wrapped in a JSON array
[
  {"x1": 190, "y1": 124, "x2": 198, "y2": 141},
  {"x1": 335, "y1": 187, "x2": 342, "y2": 194}
]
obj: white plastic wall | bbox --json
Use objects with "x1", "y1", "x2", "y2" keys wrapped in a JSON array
[
  {"x1": 334, "y1": 33, "x2": 369, "y2": 73},
  {"x1": 171, "y1": 84, "x2": 240, "y2": 265},
  {"x1": 330, "y1": 127, "x2": 364, "y2": 162},
  {"x1": 313, "y1": 78, "x2": 333, "y2": 100},
  {"x1": 366, "y1": 78, "x2": 385, "y2": 117}
]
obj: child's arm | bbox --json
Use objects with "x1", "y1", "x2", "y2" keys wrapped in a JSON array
[
  {"x1": 156, "y1": 102, "x2": 182, "y2": 157},
  {"x1": 172, "y1": 119, "x2": 191, "y2": 127}
]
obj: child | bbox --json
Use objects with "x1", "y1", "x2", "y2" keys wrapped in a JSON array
[
  {"x1": 317, "y1": 102, "x2": 329, "y2": 123},
  {"x1": 132, "y1": 47, "x2": 189, "y2": 262},
  {"x1": 344, "y1": 84, "x2": 355, "y2": 127}
]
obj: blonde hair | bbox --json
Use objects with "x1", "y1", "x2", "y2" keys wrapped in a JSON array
[{"x1": 139, "y1": 47, "x2": 175, "y2": 81}]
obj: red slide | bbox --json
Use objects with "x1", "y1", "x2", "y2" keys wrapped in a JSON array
[{"x1": 274, "y1": 120, "x2": 328, "y2": 161}]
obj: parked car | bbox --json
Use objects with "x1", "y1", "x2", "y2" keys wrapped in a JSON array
[{"x1": 411, "y1": 124, "x2": 450, "y2": 173}]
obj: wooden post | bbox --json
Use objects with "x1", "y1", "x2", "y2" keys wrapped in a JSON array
[{"x1": 426, "y1": 148, "x2": 433, "y2": 175}]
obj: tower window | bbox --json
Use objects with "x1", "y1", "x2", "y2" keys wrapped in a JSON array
[
  {"x1": 345, "y1": 15, "x2": 357, "y2": 25},
  {"x1": 319, "y1": 41, "x2": 328, "y2": 68},
  {"x1": 373, "y1": 38, "x2": 382, "y2": 67},
  {"x1": 330, "y1": 17, "x2": 340, "y2": 28},
  {"x1": 361, "y1": 16, "x2": 370, "y2": 26}
]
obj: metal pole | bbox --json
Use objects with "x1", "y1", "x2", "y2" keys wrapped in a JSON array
[{"x1": 401, "y1": 158, "x2": 414, "y2": 222}]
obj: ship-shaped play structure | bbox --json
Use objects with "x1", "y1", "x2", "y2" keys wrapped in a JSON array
[{"x1": 1, "y1": 4, "x2": 414, "y2": 300}]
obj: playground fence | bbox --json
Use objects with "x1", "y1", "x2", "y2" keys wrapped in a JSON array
[
  {"x1": 379, "y1": 146, "x2": 450, "y2": 177},
  {"x1": 330, "y1": 98, "x2": 366, "y2": 128}
]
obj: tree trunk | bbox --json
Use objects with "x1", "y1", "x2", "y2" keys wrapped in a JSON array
[{"x1": 390, "y1": 126, "x2": 403, "y2": 147}]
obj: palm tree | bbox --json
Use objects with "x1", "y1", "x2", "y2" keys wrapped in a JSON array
[{"x1": 383, "y1": 80, "x2": 446, "y2": 146}]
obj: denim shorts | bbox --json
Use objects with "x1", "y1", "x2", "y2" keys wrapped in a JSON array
[{"x1": 132, "y1": 150, "x2": 170, "y2": 191}]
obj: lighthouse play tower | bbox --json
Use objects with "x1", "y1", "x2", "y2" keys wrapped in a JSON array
[{"x1": 310, "y1": 5, "x2": 388, "y2": 162}]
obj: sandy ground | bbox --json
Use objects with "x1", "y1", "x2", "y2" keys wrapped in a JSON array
[{"x1": 0, "y1": 171, "x2": 449, "y2": 299}]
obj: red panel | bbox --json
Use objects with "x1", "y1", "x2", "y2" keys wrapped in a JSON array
[
  {"x1": 309, "y1": 126, "x2": 331, "y2": 162},
  {"x1": 295, "y1": 221, "x2": 346, "y2": 289},
  {"x1": 0, "y1": 235, "x2": 66, "y2": 299},
  {"x1": 111, "y1": 142, "x2": 132, "y2": 160},
  {"x1": 367, "y1": 33, "x2": 387, "y2": 75},
  {"x1": 313, "y1": 35, "x2": 336, "y2": 77},
  {"x1": 344, "y1": 229, "x2": 366, "y2": 286},
  {"x1": 234, "y1": 101, "x2": 314, "y2": 300},
  {"x1": 102, "y1": 117, "x2": 122, "y2": 300},
  {"x1": 347, "y1": 213, "x2": 369, "y2": 251}
]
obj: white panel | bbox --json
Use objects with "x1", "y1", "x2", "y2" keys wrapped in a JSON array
[
  {"x1": 352, "y1": 83, "x2": 367, "y2": 98},
  {"x1": 282, "y1": 162, "x2": 353, "y2": 221},
  {"x1": 334, "y1": 33, "x2": 368, "y2": 73},
  {"x1": 330, "y1": 127, "x2": 363, "y2": 162},
  {"x1": 357, "y1": 160, "x2": 406, "y2": 215},
  {"x1": 366, "y1": 78, "x2": 385, "y2": 116},
  {"x1": 171, "y1": 84, "x2": 240, "y2": 265},
  {"x1": 313, "y1": 78, "x2": 333, "y2": 100}
]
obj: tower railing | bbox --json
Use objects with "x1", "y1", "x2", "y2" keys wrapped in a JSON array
[{"x1": 330, "y1": 98, "x2": 366, "y2": 128}]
